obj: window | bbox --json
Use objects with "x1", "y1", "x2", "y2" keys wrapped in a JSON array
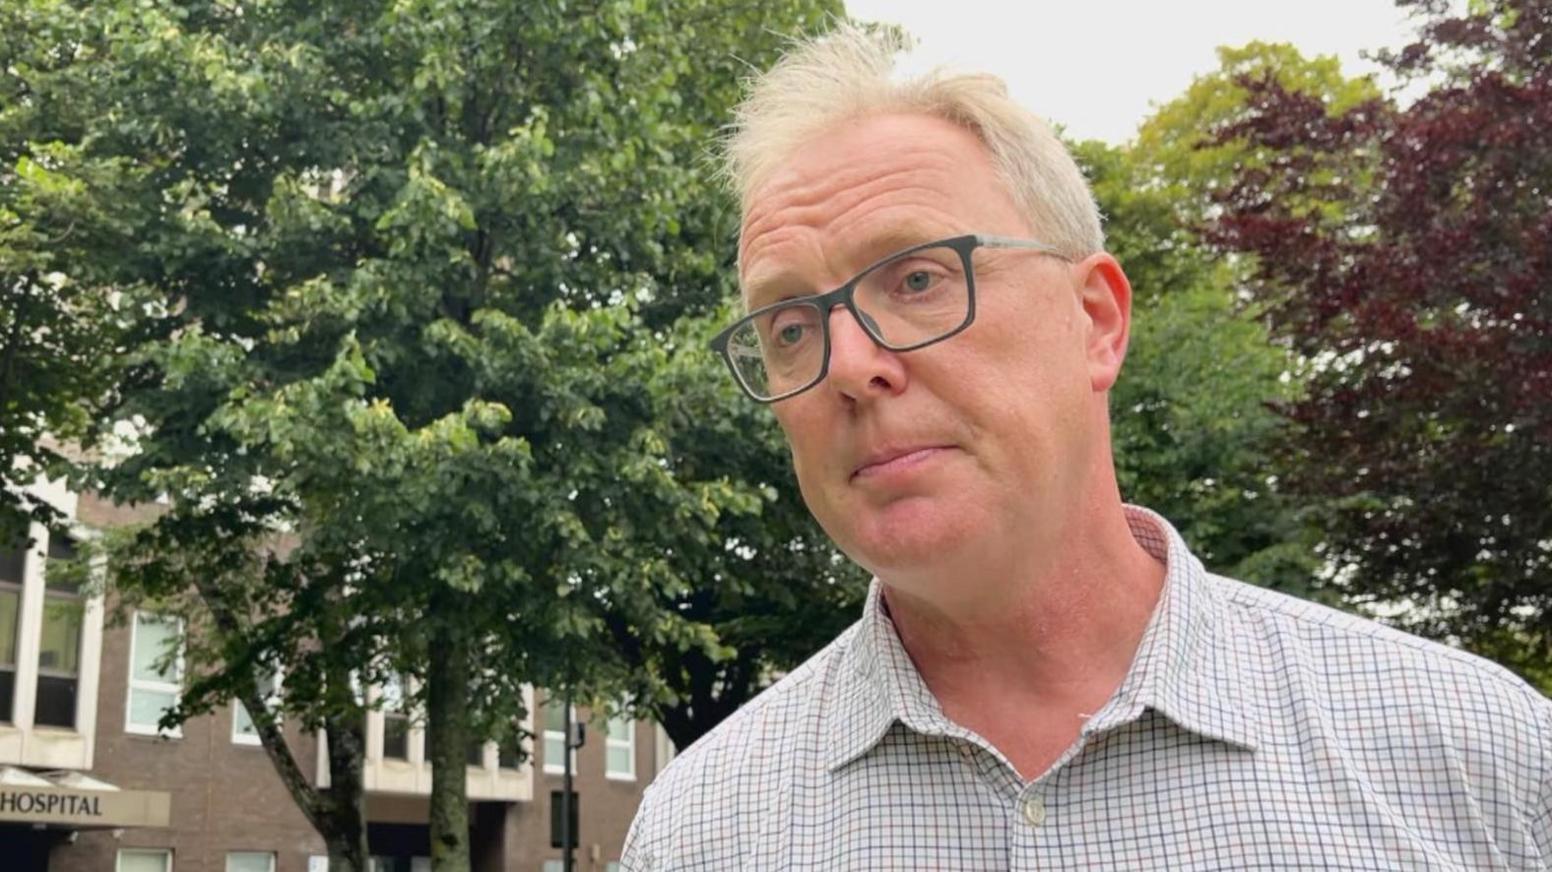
[
  {"x1": 232, "y1": 668, "x2": 281, "y2": 745},
  {"x1": 369, "y1": 858, "x2": 427, "y2": 872},
  {"x1": 541, "y1": 862, "x2": 563, "y2": 872},
  {"x1": 118, "y1": 849, "x2": 172, "y2": 872},
  {"x1": 127, "y1": 612, "x2": 183, "y2": 735},
  {"x1": 473, "y1": 722, "x2": 523, "y2": 769},
  {"x1": 604, "y1": 710, "x2": 635, "y2": 780},
  {"x1": 467, "y1": 737, "x2": 488, "y2": 768},
  {"x1": 35, "y1": 535, "x2": 84, "y2": 728},
  {"x1": 0, "y1": 542, "x2": 24, "y2": 723},
  {"x1": 380, "y1": 673, "x2": 410, "y2": 761},
  {"x1": 541, "y1": 699, "x2": 575, "y2": 775},
  {"x1": 607, "y1": 863, "x2": 623, "y2": 872},
  {"x1": 497, "y1": 730, "x2": 521, "y2": 770},
  {"x1": 226, "y1": 853, "x2": 274, "y2": 872}
]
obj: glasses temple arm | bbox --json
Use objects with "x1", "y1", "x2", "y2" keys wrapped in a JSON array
[{"x1": 974, "y1": 234, "x2": 1073, "y2": 260}]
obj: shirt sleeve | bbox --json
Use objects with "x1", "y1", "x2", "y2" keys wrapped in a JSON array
[
  {"x1": 620, "y1": 782, "x2": 662, "y2": 871},
  {"x1": 1532, "y1": 695, "x2": 1552, "y2": 868}
]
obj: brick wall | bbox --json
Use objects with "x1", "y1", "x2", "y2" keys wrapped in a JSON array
[{"x1": 45, "y1": 493, "x2": 659, "y2": 872}]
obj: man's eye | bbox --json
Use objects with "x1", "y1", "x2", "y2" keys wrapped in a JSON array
[
  {"x1": 902, "y1": 270, "x2": 939, "y2": 293},
  {"x1": 775, "y1": 322, "x2": 808, "y2": 347}
]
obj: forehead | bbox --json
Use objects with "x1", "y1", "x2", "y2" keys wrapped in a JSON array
[{"x1": 737, "y1": 113, "x2": 1026, "y2": 304}]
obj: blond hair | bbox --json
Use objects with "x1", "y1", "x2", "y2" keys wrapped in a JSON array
[{"x1": 724, "y1": 24, "x2": 1103, "y2": 259}]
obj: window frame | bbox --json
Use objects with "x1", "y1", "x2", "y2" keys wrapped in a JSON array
[
  {"x1": 604, "y1": 710, "x2": 636, "y2": 781},
  {"x1": 0, "y1": 545, "x2": 23, "y2": 724},
  {"x1": 231, "y1": 666, "x2": 283, "y2": 746},
  {"x1": 497, "y1": 729, "x2": 521, "y2": 770},
  {"x1": 466, "y1": 734, "x2": 491, "y2": 770},
  {"x1": 117, "y1": 848, "x2": 173, "y2": 872},
  {"x1": 541, "y1": 700, "x2": 576, "y2": 776},
  {"x1": 378, "y1": 671, "x2": 412, "y2": 762},
  {"x1": 125, "y1": 610, "x2": 185, "y2": 737},
  {"x1": 225, "y1": 852, "x2": 276, "y2": 872},
  {"x1": 33, "y1": 534, "x2": 84, "y2": 730}
]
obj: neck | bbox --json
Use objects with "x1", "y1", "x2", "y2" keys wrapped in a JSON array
[{"x1": 880, "y1": 495, "x2": 1165, "y2": 777}]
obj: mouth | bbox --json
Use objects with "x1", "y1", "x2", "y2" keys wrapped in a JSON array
[{"x1": 851, "y1": 445, "x2": 955, "y2": 480}]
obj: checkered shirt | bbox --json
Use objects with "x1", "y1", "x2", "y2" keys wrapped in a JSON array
[{"x1": 623, "y1": 506, "x2": 1552, "y2": 870}]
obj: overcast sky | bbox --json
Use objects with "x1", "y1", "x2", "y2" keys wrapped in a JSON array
[{"x1": 843, "y1": 0, "x2": 1425, "y2": 144}]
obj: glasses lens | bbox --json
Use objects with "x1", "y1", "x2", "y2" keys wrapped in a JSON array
[
  {"x1": 853, "y1": 243, "x2": 971, "y2": 348},
  {"x1": 725, "y1": 301, "x2": 826, "y2": 400}
]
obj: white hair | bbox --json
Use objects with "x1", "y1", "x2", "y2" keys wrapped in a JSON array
[{"x1": 724, "y1": 23, "x2": 1104, "y2": 259}]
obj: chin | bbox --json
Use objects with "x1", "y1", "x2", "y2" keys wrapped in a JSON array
[{"x1": 829, "y1": 494, "x2": 986, "y2": 579}]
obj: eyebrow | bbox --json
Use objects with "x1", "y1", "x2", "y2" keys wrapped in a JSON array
[
  {"x1": 741, "y1": 225, "x2": 961, "y2": 312},
  {"x1": 742, "y1": 269, "x2": 820, "y2": 313},
  {"x1": 854, "y1": 226, "x2": 958, "y2": 268}
]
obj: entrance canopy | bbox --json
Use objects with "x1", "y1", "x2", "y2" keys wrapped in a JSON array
[{"x1": 0, "y1": 766, "x2": 170, "y2": 829}]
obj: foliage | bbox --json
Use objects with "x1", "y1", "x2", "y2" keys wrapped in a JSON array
[
  {"x1": 5, "y1": 0, "x2": 843, "y2": 868},
  {"x1": 1209, "y1": 0, "x2": 1551, "y2": 686},
  {"x1": 1069, "y1": 42, "x2": 1381, "y2": 598},
  {"x1": 1073, "y1": 137, "x2": 1319, "y2": 596},
  {"x1": 0, "y1": 4, "x2": 154, "y2": 544},
  {"x1": 601, "y1": 308, "x2": 867, "y2": 749},
  {"x1": 1067, "y1": 42, "x2": 1389, "y2": 600},
  {"x1": 1131, "y1": 42, "x2": 1381, "y2": 229}
]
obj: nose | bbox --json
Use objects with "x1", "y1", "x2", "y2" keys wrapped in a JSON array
[{"x1": 823, "y1": 303, "x2": 907, "y2": 401}]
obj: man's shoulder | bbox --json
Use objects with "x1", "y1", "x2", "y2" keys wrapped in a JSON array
[
  {"x1": 1210, "y1": 573, "x2": 1551, "y2": 729},
  {"x1": 635, "y1": 619, "x2": 861, "y2": 811},
  {"x1": 623, "y1": 622, "x2": 864, "y2": 868}
]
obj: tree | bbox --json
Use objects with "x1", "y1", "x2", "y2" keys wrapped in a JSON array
[
  {"x1": 1070, "y1": 137, "x2": 1317, "y2": 596},
  {"x1": 105, "y1": 533, "x2": 376, "y2": 869},
  {"x1": 0, "y1": 3, "x2": 150, "y2": 546},
  {"x1": 1210, "y1": 0, "x2": 1551, "y2": 688},
  {"x1": 614, "y1": 40, "x2": 1364, "y2": 749},
  {"x1": 1130, "y1": 41, "x2": 1380, "y2": 229},
  {"x1": 1058, "y1": 43, "x2": 1388, "y2": 598},
  {"x1": 4, "y1": 2, "x2": 840, "y2": 871},
  {"x1": 597, "y1": 308, "x2": 867, "y2": 751}
]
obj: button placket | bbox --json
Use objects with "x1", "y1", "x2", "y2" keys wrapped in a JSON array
[{"x1": 1020, "y1": 794, "x2": 1047, "y2": 827}]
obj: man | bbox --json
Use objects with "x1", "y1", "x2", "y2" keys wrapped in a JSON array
[{"x1": 624, "y1": 25, "x2": 1552, "y2": 870}]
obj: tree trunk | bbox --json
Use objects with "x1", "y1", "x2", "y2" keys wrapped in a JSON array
[
  {"x1": 205, "y1": 592, "x2": 370, "y2": 872},
  {"x1": 321, "y1": 696, "x2": 372, "y2": 872},
  {"x1": 234, "y1": 675, "x2": 369, "y2": 872},
  {"x1": 0, "y1": 285, "x2": 24, "y2": 419},
  {"x1": 426, "y1": 625, "x2": 471, "y2": 872},
  {"x1": 655, "y1": 645, "x2": 759, "y2": 751}
]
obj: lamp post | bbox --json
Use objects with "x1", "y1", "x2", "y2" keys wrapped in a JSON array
[{"x1": 561, "y1": 699, "x2": 586, "y2": 872}]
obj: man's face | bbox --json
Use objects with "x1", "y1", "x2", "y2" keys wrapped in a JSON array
[{"x1": 739, "y1": 113, "x2": 1125, "y2": 587}]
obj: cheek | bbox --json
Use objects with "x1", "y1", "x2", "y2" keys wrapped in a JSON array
[
  {"x1": 773, "y1": 407, "x2": 829, "y2": 490},
  {"x1": 786, "y1": 435, "x2": 852, "y2": 550},
  {"x1": 774, "y1": 408, "x2": 858, "y2": 546},
  {"x1": 953, "y1": 323, "x2": 1091, "y2": 460}
]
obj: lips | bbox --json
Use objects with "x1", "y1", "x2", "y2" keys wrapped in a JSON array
[{"x1": 851, "y1": 445, "x2": 954, "y2": 480}]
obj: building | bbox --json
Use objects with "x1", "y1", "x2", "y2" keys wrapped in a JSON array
[{"x1": 1, "y1": 481, "x2": 669, "y2": 871}]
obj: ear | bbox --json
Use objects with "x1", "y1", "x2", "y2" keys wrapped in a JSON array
[{"x1": 1074, "y1": 253, "x2": 1133, "y2": 393}]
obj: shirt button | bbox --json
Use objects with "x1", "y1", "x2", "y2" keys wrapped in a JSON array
[{"x1": 1021, "y1": 795, "x2": 1047, "y2": 827}]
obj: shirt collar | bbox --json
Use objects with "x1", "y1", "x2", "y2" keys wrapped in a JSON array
[
  {"x1": 823, "y1": 505, "x2": 1262, "y2": 772},
  {"x1": 1091, "y1": 506, "x2": 1262, "y2": 751}
]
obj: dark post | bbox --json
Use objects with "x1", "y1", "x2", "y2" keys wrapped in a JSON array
[
  {"x1": 562, "y1": 699, "x2": 573, "y2": 872},
  {"x1": 561, "y1": 698, "x2": 586, "y2": 872}
]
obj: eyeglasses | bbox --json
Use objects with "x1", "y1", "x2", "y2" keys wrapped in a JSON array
[{"x1": 710, "y1": 234, "x2": 1068, "y2": 403}]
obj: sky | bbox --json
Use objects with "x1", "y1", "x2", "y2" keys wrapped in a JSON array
[{"x1": 843, "y1": 0, "x2": 1425, "y2": 144}]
